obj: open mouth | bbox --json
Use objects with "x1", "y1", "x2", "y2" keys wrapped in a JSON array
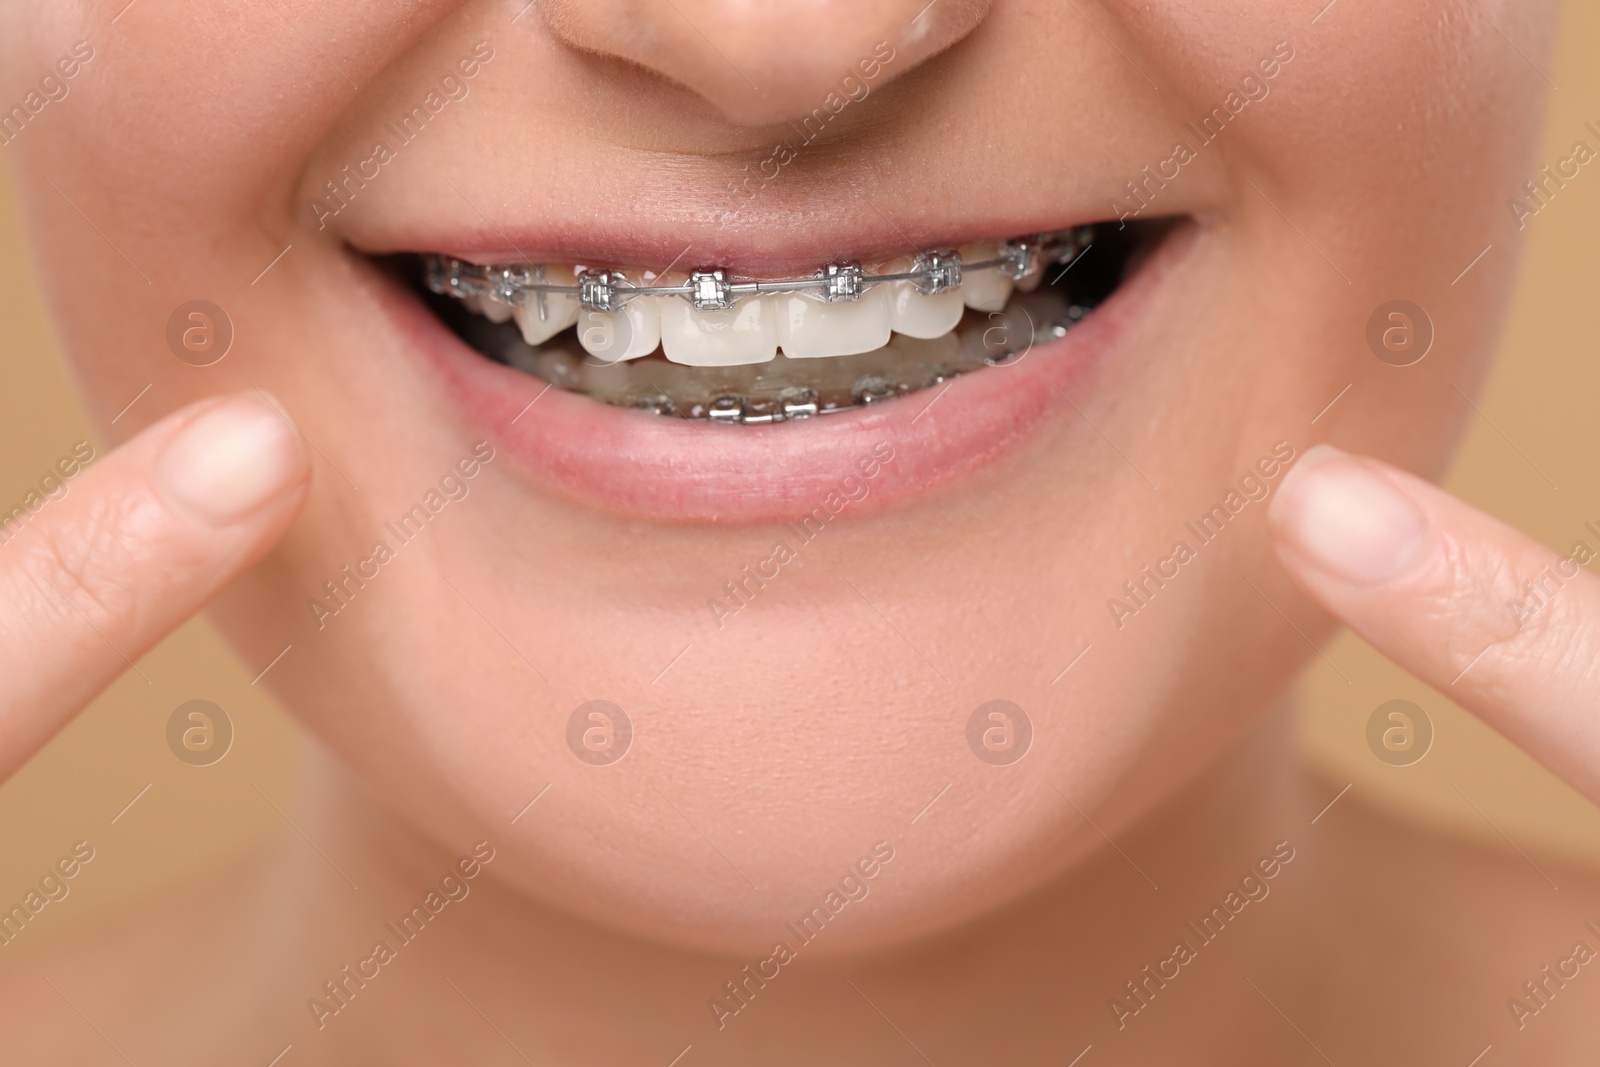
[
  {"x1": 377, "y1": 213, "x2": 1193, "y2": 521},
  {"x1": 390, "y1": 219, "x2": 1168, "y2": 425}
]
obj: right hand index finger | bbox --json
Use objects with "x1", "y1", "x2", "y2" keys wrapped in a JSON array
[
  {"x1": 0, "y1": 392, "x2": 311, "y2": 782},
  {"x1": 1269, "y1": 444, "x2": 1600, "y2": 803}
]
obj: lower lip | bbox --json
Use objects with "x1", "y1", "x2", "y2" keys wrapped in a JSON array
[{"x1": 388, "y1": 224, "x2": 1194, "y2": 523}]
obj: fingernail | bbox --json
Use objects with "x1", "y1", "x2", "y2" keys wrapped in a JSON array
[
  {"x1": 1271, "y1": 444, "x2": 1429, "y2": 585},
  {"x1": 154, "y1": 393, "x2": 309, "y2": 525}
]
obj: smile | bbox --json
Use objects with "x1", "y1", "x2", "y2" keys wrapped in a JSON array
[
  {"x1": 378, "y1": 214, "x2": 1192, "y2": 521},
  {"x1": 396, "y1": 220, "x2": 1165, "y2": 424}
]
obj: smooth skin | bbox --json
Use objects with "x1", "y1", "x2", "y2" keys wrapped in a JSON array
[
  {"x1": 3, "y1": 0, "x2": 1598, "y2": 1063},
  {"x1": 4, "y1": 423, "x2": 1599, "y2": 1059}
]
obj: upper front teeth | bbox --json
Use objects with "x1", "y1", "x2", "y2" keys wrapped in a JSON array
[
  {"x1": 425, "y1": 226, "x2": 1088, "y2": 366},
  {"x1": 511, "y1": 265, "x2": 581, "y2": 345},
  {"x1": 660, "y1": 283, "x2": 778, "y2": 365},
  {"x1": 881, "y1": 254, "x2": 966, "y2": 340},
  {"x1": 581, "y1": 295, "x2": 663, "y2": 362},
  {"x1": 775, "y1": 284, "x2": 891, "y2": 359},
  {"x1": 957, "y1": 243, "x2": 1014, "y2": 312}
]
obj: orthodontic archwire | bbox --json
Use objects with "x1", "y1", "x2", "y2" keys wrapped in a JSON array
[{"x1": 424, "y1": 225, "x2": 1094, "y2": 315}]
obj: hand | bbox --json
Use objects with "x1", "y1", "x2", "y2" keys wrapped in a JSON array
[
  {"x1": 1268, "y1": 444, "x2": 1600, "y2": 802},
  {"x1": 0, "y1": 393, "x2": 310, "y2": 783}
]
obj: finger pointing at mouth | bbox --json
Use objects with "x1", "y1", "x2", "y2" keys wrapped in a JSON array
[
  {"x1": 0, "y1": 394, "x2": 311, "y2": 782},
  {"x1": 1268, "y1": 444, "x2": 1600, "y2": 803}
]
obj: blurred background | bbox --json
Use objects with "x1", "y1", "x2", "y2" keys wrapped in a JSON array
[{"x1": 2, "y1": 0, "x2": 1598, "y2": 943}]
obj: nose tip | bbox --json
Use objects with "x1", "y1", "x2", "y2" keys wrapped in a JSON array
[{"x1": 538, "y1": 0, "x2": 993, "y2": 127}]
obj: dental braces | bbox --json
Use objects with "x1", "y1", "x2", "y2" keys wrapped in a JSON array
[{"x1": 423, "y1": 225, "x2": 1094, "y2": 316}]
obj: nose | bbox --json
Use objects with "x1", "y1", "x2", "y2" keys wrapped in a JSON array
[{"x1": 537, "y1": 0, "x2": 993, "y2": 127}]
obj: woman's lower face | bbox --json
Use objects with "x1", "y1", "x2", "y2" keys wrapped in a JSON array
[{"x1": 8, "y1": 0, "x2": 1552, "y2": 953}]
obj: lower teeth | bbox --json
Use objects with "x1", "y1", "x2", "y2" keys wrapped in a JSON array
[{"x1": 443, "y1": 289, "x2": 1087, "y2": 423}]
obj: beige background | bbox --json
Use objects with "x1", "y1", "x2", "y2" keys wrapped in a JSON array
[{"x1": 2, "y1": 1, "x2": 1599, "y2": 940}]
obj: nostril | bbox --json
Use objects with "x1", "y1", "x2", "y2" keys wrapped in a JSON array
[{"x1": 535, "y1": 0, "x2": 993, "y2": 127}]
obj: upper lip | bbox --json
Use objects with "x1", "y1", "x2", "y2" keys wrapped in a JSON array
[{"x1": 345, "y1": 214, "x2": 1114, "y2": 277}]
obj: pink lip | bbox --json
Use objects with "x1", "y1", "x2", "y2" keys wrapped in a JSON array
[
  {"x1": 379, "y1": 222, "x2": 1194, "y2": 523},
  {"x1": 347, "y1": 214, "x2": 1108, "y2": 278}
]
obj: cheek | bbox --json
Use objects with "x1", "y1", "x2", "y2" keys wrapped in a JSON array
[
  {"x1": 1109, "y1": 0, "x2": 1553, "y2": 235},
  {"x1": 4, "y1": 1, "x2": 465, "y2": 431}
]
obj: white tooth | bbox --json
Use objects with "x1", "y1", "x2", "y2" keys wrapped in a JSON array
[
  {"x1": 481, "y1": 298, "x2": 515, "y2": 324},
  {"x1": 775, "y1": 286, "x2": 892, "y2": 359},
  {"x1": 887, "y1": 330, "x2": 963, "y2": 365},
  {"x1": 958, "y1": 243, "x2": 1013, "y2": 313},
  {"x1": 881, "y1": 257, "x2": 965, "y2": 340},
  {"x1": 659, "y1": 285, "x2": 778, "y2": 366},
  {"x1": 577, "y1": 295, "x2": 662, "y2": 362},
  {"x1": 512, "y1": 266, "x2": 580, "y2": 345}
]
